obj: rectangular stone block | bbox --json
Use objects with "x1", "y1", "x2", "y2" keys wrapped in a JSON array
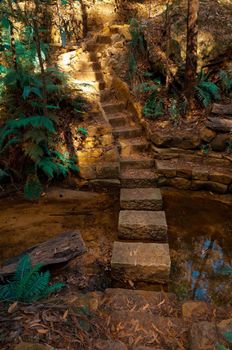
[
  {"x1": 118, "y1": 210, "x2": 167, "y2": 241},
  {"x1": 111, "y1": 241, "x2": 171, "y2": 283},
  {"x1": 120, "y1": 188, "x2": 162, "y2": 211},
  {"x1": 96, "y1": 162, "x2": 120, "y2": 179}
]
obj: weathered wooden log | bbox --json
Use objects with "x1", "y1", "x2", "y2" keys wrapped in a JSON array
[
  {"x1": 212, "y1": 103, "x2": 232, "y2": 116},
  {"x1": 206, "y1": 116, "x2": 232, "y2": 132},
  {"x1": 0, "y1": 231, "x2": 87, "y2": 276}
]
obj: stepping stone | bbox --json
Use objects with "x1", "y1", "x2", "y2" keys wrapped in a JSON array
[
  {"x1": 118, "y1": 210, "x2": 167, "y2": 241},
  {"x1": 119, "y1": 137, "x2": 149, "y2": 156},
  {"x1": 120, "y1": 188, "x2": 162, "y2": 210},
  {"x1": 120, "y1": 168, "x2": 158, "y2": 188},
  {"x1": 111, "y1": 241, "x2": 171, "y2": 283},
  {"x1": 112, "y1": 126, "x2": 142, "y2": 138},
  {"x1": 120, "y1": 156, "x2": 154, "y2": 169},
  {"x1": 73, "y1": 71, "x2": 104, "y2": 81},
  {"x1": 102, "y1": 102, "x2": 125, "y2": 114},
  {"x1": 108, "y1": 113, "x2": 127, "y2": 127}
]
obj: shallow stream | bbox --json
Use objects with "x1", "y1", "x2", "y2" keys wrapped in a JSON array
[{"x1": 0, "y1": 187, "x2": 231, "y2": 304}]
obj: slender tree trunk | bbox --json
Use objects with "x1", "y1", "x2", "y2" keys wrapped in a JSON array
[{"x1": 184, "y1": 0, "x2": 199, "y2": 110}]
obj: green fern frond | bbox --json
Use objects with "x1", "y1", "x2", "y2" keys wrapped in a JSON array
[
  {"x1": 219, "y1": 70, "x2": 232, "y2": 94},
  {"x1": 143, "y1": 95, "x2": 164, "y2": 119},
  {"x1": 24, "y1": 175, "x2": 43, "y2": 201},
  {"x1": 36, "y1": 157, "x2": 58, "y2": 178},
  {"x1": 0, "y1": 255, "x2": 65, "y2": 303},
  {"x1": 195, "y1": 73, "x2": 221, "y2": 107},
  {"x1": 23, "y1": 143, "x2": 44, "y2": 161},
  {"x1": 134, "y1": 82, "x2": 160, "y2": 93},
  {"x1": 7, "y1": 116, "x2": 55, "y2": 133},
  {"x1": 24, "y1": 129, "x2": 47, "y2": 144},
  {"x1": 198, "y1": 81, "x2": 221, "y2": 100}
]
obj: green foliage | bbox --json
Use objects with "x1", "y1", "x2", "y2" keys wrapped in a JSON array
[
  {"x1": 77, "y1": 127, "x2": 88, "y2": 136},
  {"x1": 135, "y1": 79, "x2": 163, "y2": 118},
  {"x1": 143, "y1": 93, "x2": 164, "y2": 118},
  {"x1": 128, "y1": 52, "x2": 137, "y2": 78},
  {"x1": 195, "y1": 72, "x2": 221, "y2": 108},
  {"x1": 24, "y1": 175, "x2": 43, "y2": 201},
  {"x1": 168, "y1": 98, "x2": 180, "y2": 122},
  {"x1": 129, "y1": 18, "x2": 145, "y2": 53},
  {"x1": 218, "y1": 265, "x2": 232, "y2": 276},
  {"x1": 217, "y1": 332, "x2": 232, "y2": 350},
  {"x1": 0, "y1": 255, "x2": 65, "y2": 303},
  {"x1": 218, "y1": 70, "x2": 232, "y2": 94}
]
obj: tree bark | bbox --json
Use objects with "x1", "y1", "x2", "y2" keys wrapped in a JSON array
[{"x1": 184, "y1": 0, "x2": 199, "y2": 110}]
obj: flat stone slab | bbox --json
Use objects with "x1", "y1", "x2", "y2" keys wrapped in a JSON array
[
  {"x1": 118, "y1": 210, "x2": 167, "y2": 241},
  {"x1": 111, "y1": 242, "x2": 171, "y2": 283},
  {"x1": 120, "y1": 188, "x2": 162, "y2": 210}
]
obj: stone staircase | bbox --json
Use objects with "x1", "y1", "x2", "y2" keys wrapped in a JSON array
[
  {"x1": 106, "y1": 103, "x2": 171, "y2": 286},
  {"x1": 75, "y1": 29, "x2": 171, "y2": 287}
]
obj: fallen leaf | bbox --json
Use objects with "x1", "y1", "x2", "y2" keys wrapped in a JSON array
[
  {"x1": 8, "y1": 301, "x2": 18, "y2": 314},
  {"x1": 37, "y1": 328, "x2": 49, "y2": 334},
  {"x1": 62, "y1": 309, "x2": 69, "y2": 321}
]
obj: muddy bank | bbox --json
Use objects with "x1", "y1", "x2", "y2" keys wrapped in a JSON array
[{"x1": 0, "y1": 188, "x2": 119, "y2": 290}]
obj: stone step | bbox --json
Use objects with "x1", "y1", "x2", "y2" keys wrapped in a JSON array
[
  {"x1": 72, "y1": 79, "x2": 106, "y2": 91},
  {"x1": 120, "y1": 155, "x2": 154, "y2": 170},
  {"x1": 119, "y1": 137, "x2": 149, "y2": 156},
  {"x1": 102, "y1": 102, "x2": 125, "y2": 114},
  {"x1": 73, "y1": 70, "x2": 104, "y2": 81},
  {"x1": 102, "y1": 288, "x2": 178, "y2": 316},
  {"x1": 112, "y1": 126, "x2": 142, "y2": 138},
  {"x1": 118, "y1": 210, "x2": 167, "y2": 241},
  {"x1": 120, "y1": 188, "x2": 162, "y2": 210},
  {"x1": 120, "y1": 168, "x2": 158, "y2": 188},
  {"x1": 111, "y1": 241, "x2": 171, "y2": 283},
  {"x1": 71, "y1": 60, "x2": 101, "y2": 71},
  {"x1": 108, "y1": 113, "x2": 127, "y2": 127},
  {"x1": 96, "y1": 35, "x2": 112, "y2": 44}
]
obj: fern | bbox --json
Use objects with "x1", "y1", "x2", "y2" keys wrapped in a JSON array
[
  {"x1": 143, "y1": 94, "x2": 164, "y2": 119},
  {"x1": 218, "y1": 70, "x2": 232, "y2": 94},
  {"x1": 24, "y1": 175, "x2": 43, "y2": 200},
  {"x1": 195, "y1": 72, "x2": 221, "y2": 108},
  {"x1": 0, "y1": 255, "x2": 65, "y2": 302}
]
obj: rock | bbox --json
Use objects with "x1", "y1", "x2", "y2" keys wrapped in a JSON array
[
  {"x1": 111, "y1": 33, "x2": 122, "y2": 44},
  {"x1": 199, "y1": 127, "x2": 216, "y2": 142},
  {"x1": 120, "y1": 188, "x2": 163, "y2": 211},
  {"x1": 192, "y1": 168, "x2": 209, "y2": 181},
  {"x1": 182, "y1": 301, "x2": 210, "y2": 321},
  {"x1": 167, "y1": 177, "x2": 192, "y2": 190},
  {"x1": 113, "y1": 41, "x2": 124, "y2": 49},
  {"x1": 96, "y1": 162, "x2": 120, "y2": 179},
  {"x1": 156, "y1": 159, "x2": 176, "y2": 177},
  {"x1": 79, "y1": 165, "x2": 97, "y2": 179},
  {"x1": 151, "y1": 131, "x2": 200, "y2": 150},
  {"x1": 211, "y1": 134, "x2": 229, "y2": 152},
  {"x1": 118, "y1": 210, "x2": 167, "y2": 241},
  {"x1": 189, "y1": 321, "x2": 217, "y2": 350},
  {"x1": 111, "y1": 241, "x2": 171, "y2": 283},
  {"x1": 14, "y1": 342, "x2": 51, "y2": 350},
  {"x1": 209, "y1": 171, "x2": 232, "y2": 185},
  {"x1": 191, "y1": 180, "x2": 228, "y2": 194}
]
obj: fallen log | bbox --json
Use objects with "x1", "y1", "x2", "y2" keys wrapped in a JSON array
[
  {"x1": 0, "y1": 231, "x2": 87, "y2": 276},
  {"x1": 212, "y1": 103, "x2": 232, "y2": 116},
  {"x1": 206, "y1": 116, "x2": 232, "y2": 132}
]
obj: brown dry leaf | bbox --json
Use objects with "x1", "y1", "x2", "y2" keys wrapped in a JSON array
[
  {"x1": 37, "y1": 328, "x2": 49, "y2": 334},
  {"x1": 8, "y1": 302, "x2": 18, "y2": 314},
  {"x1": 62, "y1": 309, "x2": 69, "y2": 321}
]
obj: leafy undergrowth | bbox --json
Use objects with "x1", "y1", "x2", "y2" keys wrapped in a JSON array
[{"x1": 0, "y1": 255, "x2": 64, "y2": 303}]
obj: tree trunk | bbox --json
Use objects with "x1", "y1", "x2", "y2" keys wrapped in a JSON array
[{"x1": 184, "y1": 0, "x2": 199, "y2": 110}]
